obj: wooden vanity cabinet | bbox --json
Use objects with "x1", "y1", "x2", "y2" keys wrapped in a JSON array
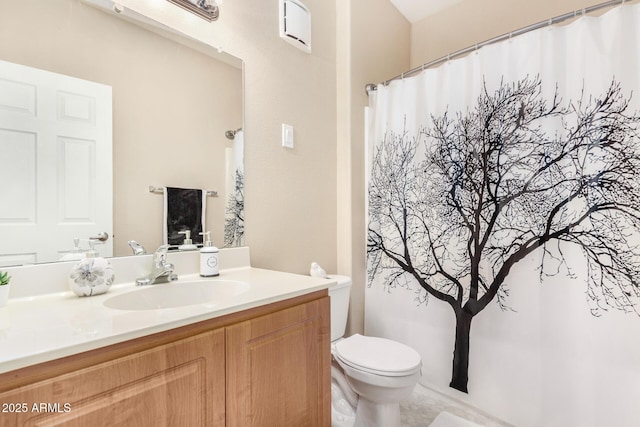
[
  {"x1": 0, "y1": 291, "x2": 330, "y2": 427},
  {"x1": 0, "y1": 329, "x2": 226, "y2": 427},
  {"x1": 226, "y1": 293, "x2": 331, "y2": 427}
]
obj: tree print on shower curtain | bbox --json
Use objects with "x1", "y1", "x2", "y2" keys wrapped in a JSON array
[
  {"x1": 224, "y1": 170, "x2": 245, "y2": 247},
  {"x1": 367, "y1": 76, "x2": 640, "y2": 393}
]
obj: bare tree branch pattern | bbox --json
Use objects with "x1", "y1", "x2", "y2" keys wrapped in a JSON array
[
  {"x1": 224, "y1": 170, "x2": 244, "y2": 247},
  {"x1": 367, "y1": 76, "x2": 640, "y2": 393}
]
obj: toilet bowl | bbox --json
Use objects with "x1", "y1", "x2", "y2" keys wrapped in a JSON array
[{"x1": 328, "y1": 276, "x2": 422, "y2": 427}]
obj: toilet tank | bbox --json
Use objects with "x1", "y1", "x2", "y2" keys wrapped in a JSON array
[{"x1": 327, "y1": 275, "x2": 352, "y2": 342}]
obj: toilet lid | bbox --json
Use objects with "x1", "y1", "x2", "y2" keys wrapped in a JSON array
[{"x1": 334, "y1": 334, "x2": 421, "y2": 376}]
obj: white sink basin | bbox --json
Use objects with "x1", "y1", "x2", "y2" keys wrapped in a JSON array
[{"x1": 103, "y1": 279, "x2": 250, "y2": 310}]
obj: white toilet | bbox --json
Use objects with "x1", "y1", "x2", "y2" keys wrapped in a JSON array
[{"x1": 329, "y1": 275, "x2": 422, "y2": 427}]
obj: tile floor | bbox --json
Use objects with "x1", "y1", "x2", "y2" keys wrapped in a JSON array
[{"x1": 400, "y1": 383, "x2": 514, "y2": 427}]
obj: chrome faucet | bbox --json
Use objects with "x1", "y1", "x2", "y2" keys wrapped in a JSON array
[{"x1": 135, "y1": 245, "x2": 178, "y2": 286}]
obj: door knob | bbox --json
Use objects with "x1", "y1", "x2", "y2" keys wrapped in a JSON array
[{"x1": 90, "y1": 232, "x2": 109, "y2": 242}]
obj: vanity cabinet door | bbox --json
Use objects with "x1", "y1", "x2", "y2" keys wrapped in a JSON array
[
  {"x1": 0, "y1": 328, "x2": 225, "y2": 427},
  {"x1": 225, "y1": 296, "x2": 331, "y2": 427}
]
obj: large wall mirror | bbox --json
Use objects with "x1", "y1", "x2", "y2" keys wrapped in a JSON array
[{"x1": 0, "y1": 0, "x2": 244, "y2": 267}]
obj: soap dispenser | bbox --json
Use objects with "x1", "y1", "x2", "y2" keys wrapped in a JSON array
[
  {"x1": 199, "y1": 231, "x2": 219, "y2": 277},
  {"x1": 60, "y1": 238, "x2": 85, "y2": 261},
  {"x1": 68, "y1": 239, "x2": 115, "y2": 297},
  {"x1": 178, "y1": 230, "x2": 198, "y2": 251}
]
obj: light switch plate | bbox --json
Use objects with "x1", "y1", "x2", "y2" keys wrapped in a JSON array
[{"x1": 282, "y1": 123, "x2": 294, "y2": 148}]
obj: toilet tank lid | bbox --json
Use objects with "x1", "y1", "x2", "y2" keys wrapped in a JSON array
[
  {"x1": 327, "y1": 274, "x2": 351, "y2": 289},
  {"x1": 335, "y1": 334, "x2": 421, "y2": 374}
]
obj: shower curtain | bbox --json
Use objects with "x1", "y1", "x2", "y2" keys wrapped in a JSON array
[
  {"x1": 224, "y1": 130, "x2": 244, "y2": 247},
  {"x1": 365, "y1": 4, "x2": 640, "y2": 427}
]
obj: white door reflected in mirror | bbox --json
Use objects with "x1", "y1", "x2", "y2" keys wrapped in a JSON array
[{"x1": 0, "y1": 60, "x2": 112, "y2": 266}]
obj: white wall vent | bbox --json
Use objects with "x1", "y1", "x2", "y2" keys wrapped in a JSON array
[{"x1": 279, "y1": 0, "x2": 311, "y2": 54}]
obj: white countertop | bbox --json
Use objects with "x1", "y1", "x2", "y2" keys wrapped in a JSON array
[{"x1": 0, "y1": 263, "x2": 336, "y2": 374}]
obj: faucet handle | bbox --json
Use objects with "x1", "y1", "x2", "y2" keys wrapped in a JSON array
[
  {"x1": 128, "y1": 240, "x2": 147, "y2": 255},
  {"x1": 154, "y1": 245, "x2": 169, "y2": 266}
]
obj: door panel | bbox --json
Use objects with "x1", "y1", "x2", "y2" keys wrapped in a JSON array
[{"x1": 0, "y1": 59, "x2": 112, "y2": 265}]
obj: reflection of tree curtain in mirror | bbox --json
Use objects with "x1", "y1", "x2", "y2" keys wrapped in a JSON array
[
  {"x1": 224, "y1": 130, "x2": 244, "y2": 247},
  {"x1": 365, "y1": 4, "x2": 640, "y2": 426}
]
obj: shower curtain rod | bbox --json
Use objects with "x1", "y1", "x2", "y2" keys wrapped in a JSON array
[{"x1": 365, "y1": 0, "x2": 629, "y2": 94}]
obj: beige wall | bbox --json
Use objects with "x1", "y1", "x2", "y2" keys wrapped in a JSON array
[
  {"x1": 116, "y1": 0, "x2": 338, "y2": 274},
  {"x1": 0, "y1": 0, "x2": 242, "y2": 256},
  {"x1": 338, "y1": 0, "x2": 410, "y2": 335},
  {"x1": 410, "y1": 0, "x2": 622, "y2": 68},
  {"x1": 118, "y1": 0, "x2": 407, "y2": 335}
]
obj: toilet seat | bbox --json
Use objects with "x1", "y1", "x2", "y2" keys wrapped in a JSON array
[
  {"x1": 334, "y1": 334, "x2": 421, "y2": 377},
  {"x1": 335, "y1": 354, "x2": 421, "y2": 378}
]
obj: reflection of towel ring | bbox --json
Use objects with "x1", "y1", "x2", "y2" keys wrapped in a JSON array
[
  {"x1": 149, "y1": 185, "x2": 218, "y2": 197},
  {"x1": 225, "y1": 128, "x2": 242, "y2": 140}
]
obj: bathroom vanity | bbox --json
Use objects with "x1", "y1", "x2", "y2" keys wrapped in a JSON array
[{"x1": 0, "y1": 249, "x2": 333, "y2": 426}]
